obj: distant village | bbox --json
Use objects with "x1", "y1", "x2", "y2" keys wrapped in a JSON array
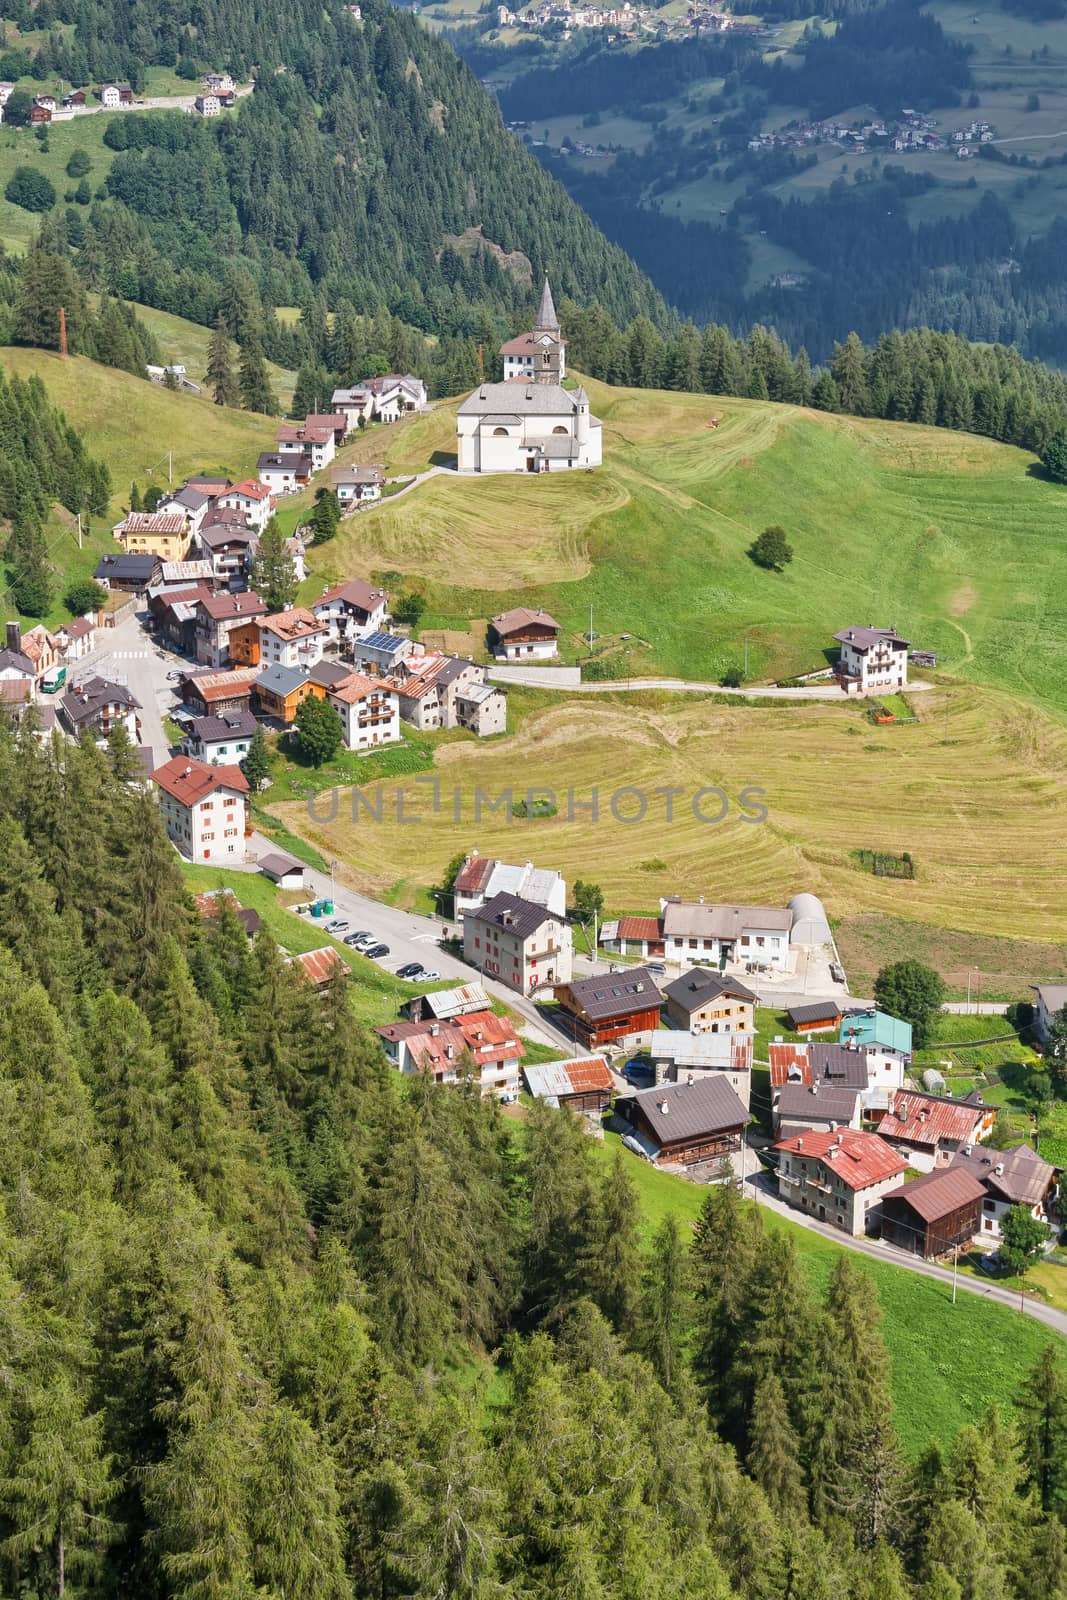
[
  {"x1": 0, "y1": 72, "x2": 244, "y2": 123},
  {"x1": 748, "y1": 108, "x2": 997, "y2": 161},
  {"x1": 491, "y1": 0, "x2": 743, "y2": 41}
]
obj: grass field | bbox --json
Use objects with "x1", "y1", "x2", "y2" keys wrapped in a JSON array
[
  {"x1": 0, "y1": 115, "x2": 121, "y2": 253},
  {"x1": 125, "y1": 303, "x2": 297, "y2": 412},
  {"x1": 838, "y1": 913, "x2": 1067, "y2": 1000},
  {"x1": 0, "y1": 349, "x2": 277, "y2": 627},
  {"x1": 277, "y1": 676, "x2": 1067, "y2": 944},
  {"x1": 298, "y1": 381, "x2": 1067, "y2": 720},
  {"x1": 590, "y1": 1129, "x2": 1061, "y2": 1455}
]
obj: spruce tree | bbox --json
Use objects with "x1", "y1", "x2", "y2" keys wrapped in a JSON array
[
  {"x1": 206, "y1": 313, "x2": 240, "y2": 407},
  {"x1": 251, "y1": 518, "x2": 298, "y2": 612},
  {"x1": 639, "y1": 1212, "x2": 688, "y2": 1392},
  {"x1": 748, "y1": 1372, "x2": 807, "y2": 1519},
  {"x1": 1019, "y1": 1346, "x2": 1067, "y2": 1517},
  {"x1": 240, "y1": 723, "x2": 271, "y2": 792},
  {"x1": 239, "y1": 325, "x2": 277, "y2": 415}
]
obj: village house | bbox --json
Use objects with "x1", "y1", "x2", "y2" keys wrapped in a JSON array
[
  {"x1": 615, "y1": 1074, "x2": 749, "y2": 1170},
  {"x1": 255, "y1": 608, "x2": 327, "y2": 671},
  {"x1": 95, "y1": 83, "x2": 133, "y2": 107},
  {"x1": 180, "y1": 710, "x2": 258, "y2": 764},
  {"x1": 463, "y1": 891, "x2": 573, "y2": 994},
  {"x1": 94, "y1": 552, "x2": 162, "y2": 593},
  {"x1": 55, "y1": 611, "x2": 95, "y2": 658},
  {"x1": 772, "y1": 1079, "x2": 862, "y2": 1140},
  {"x1": 499, "y1": 280, "x2": 569, "y2": 381},
  {"x1": 254, "y1": 662, "x2": 316, "y2": 724},
  {"x1": 769, "y1": 1039, "x2": 871, "y2": 1096},
  {"x1": 57, "y1": 676, "x2": 140, "y2": 743},
  {"x1": 786, "y1": 999, "x2": 844, "y2": 1034},
  {"x1": 302, "y1": 413, "x2": 348, "y2": 449},
  {"x1": 663, "y1": 968, "x2": 756, "y2": 1034},
  {"x1": 63, "y1": 88, "x2": 87, "y2": 108},
  {"x1": 214, "y1": 480, "x2": 274, "y2": 532},
  {"x1": 199, "y1": 521, "x2": 258, "y2": 589},
  {"x1": 151, "y1": 755, "x2": 249, "y2": 863},
  {"x1": 774, "y1": 1128, "x2": 907, "y2": 1236},
  {"x1": 0, "y1": 640, "x2": 34, "y2": 687},
  {"x1": 647, "y1": 1030, "x2": 754, "y2": 1109},
  {"x1": 195, "y1": 591, "x2": 267, "y2": 669},
  {"x1": 839, "y1": 1008, "x2": 912, "y2": 1083},
  {"x1": 150, "y1": 585, "x2": 212, "y2": 655},
  {"x1": 833, "y1": 625, "x2": 909, "y2": 695},
  {"x1": 327, "y1": 673, "x2": 401, "y2": 751},
  {"x1": 194, "y1": 93, "x2": 221, "y2": 116},
  {"x1": 330, "y1": 463, "x2": 384, "y2": 509},
  {"x1": 488, "y1": 605, "x2": 561, "y2": 660},
  {"x1": 352, "y1": 630, "x2": 412, "y2": 677},
  {"x1": 1032, "y1": 983, "x2": 1067, "y2": 1045},
  {"x1": 30, "y1": 99, "x2": 53, "y2": 124},
  {"x1": 659, "y1": 898, "x2": 793, "y2": 972},
  {"x1": 178, "y1": 667, "x2": 259, "y2": 719},
  {"x1": 452, "y1": 852, "x2": 567, "y2": 922},
  {"x1": 376, "y1": 1008, "x2": 525, "y2": 1099},
  {"x1": 880, "y1": 1168, "x2": 986, "y2": 1259},
  {"x1": 387, "y1": 653, "x2": 489, "y2": 732},
  {"x1": 455, "y1": 678, "x2": 507, "y2": 736},
  {"x1": 257, "y1": 450, "x2": 311, "y2": 496},
  {"x1": 306, "y1": 659, "x2": 357, "y2": 699},
  {"x1": 18, "y1": 625, "x2": 61, "y2": 679},
  {"x1": 277, "y1": 422, "x2": 335, "y2": 471},
  {"x1": 157, "y1": 484, "x2": 212, "y2": 535},
  {"x1": 159, "y1": 560, "x2": 216, "y2": 591},
  {"x1": 523, "y1": 1055, "x2": 615, "y2": 1114},
  {"x1": 331, "y1": 374, "x2": 427, "y2": 429},
  {"x1": 400, "y1": 982, "x2": 491, "y2": 1023},
  {"x1": 312, "y1": 579, "x2": 389, "y2": 644},
  {"x1": 553, "y1": 967, "x2": 663, "y2": 1049},
  {"x1": 950, "y1": 1143, "x2": 1057, "y2": 1240},
  {"x1": 257, "y1": 850, "x2": 306, "y2": 889},
  {"x1": 192, "y1": 888, "x2": 260, "y2": 940},
  {"x1": 117, "y1": 512, "x2": 194, "y2": 563},
  {"x1": 204, "y1": 72, "x2": 236, "y2": 94},
  {"x1": 872, "y1": 1088, "x2": 994, "y2": 1171},
  {"x1": 598, "y1": 915, "x2": 665, "y2": 959}
]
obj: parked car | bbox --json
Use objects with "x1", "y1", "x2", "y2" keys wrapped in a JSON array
[
  {"x1": 830, "y1": 963, "x2": 846, "y2": 984},
  {"x1": 364, "y1": 943, "x2": 390, "y2": 959},
  {"x1": 418, "y1": 969, "x2": 441, "y2": 982},
  {"x1": 343, "y1": 933, "x2": 365, "y2": 947},
  {"x1": 326, "y1": 919, "x2": 349, "y2": 933},
  {"x1": 622, "y1": 1133, "x2": 652, "y2": 1161},
  {"x1": 396, "y1": 962, "x2": 425, "y2": 979},
  {"x1": 646, "y1": 962, "x2": 667, "y2": 976},
  {"x1": 347, "y1": 930, "x2": 373, "y2": 944},
  {"x1": 979, "y1": 1251, "x2": 1005, "y2": 1275}
]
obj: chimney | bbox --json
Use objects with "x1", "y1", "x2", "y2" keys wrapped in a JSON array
[
  {"x1": 5, "y1": 621, "x2": 21, "y2": 654},
  {"x1": 686, "y1": 1072, "x2": 694, "y2": 1086},
  {"x1": 994, "y1": 1162, "x2": 1004, "y2": 1176},
  {"x1": 429, "y1": 1023, "x2": 439, "y2": 1037},
  {"x1": 835, "y1": 1132, "x2": 843, "y2": 1146},
  {"x1": 796, "y1": 1135, "x2": 803, "y2": 1150},
  {"x1": 829, "y1": 1120, "x2": 837, "y2": 1132},
  {"x1": 660, "y1": 1099, "x2": 669, "y2": 1114},
  {"x1": 811, "y1": 1081, "x2": 818, "y2": 1096}
]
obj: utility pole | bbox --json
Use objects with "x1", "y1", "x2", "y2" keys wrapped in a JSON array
[
  {"x1": 76, "y1": 511, "x2": 82, "y2": 550},
  {"x1": 952, "y1": 1241, "x2": 958, "y2": 1304},
  {"x1": 592, "y1": 906, "x2": 598, "y2": 962},
  {"x1": 743, "y1": 636, "x2": 749, "y2": 679},
  {"x1": 168, "y1": 449, "x2": 173, "y2": 485},
  {"x1": 58, "y1": 305, "x2": 68, "y2": 358},
  {"x1": 588, "y1": 604, "x2": 593, "y2": 654}
]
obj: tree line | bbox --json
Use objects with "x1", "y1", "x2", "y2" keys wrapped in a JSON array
[{"x1": 2, "y1": 713, "x2": 1067, "y2": 1598}]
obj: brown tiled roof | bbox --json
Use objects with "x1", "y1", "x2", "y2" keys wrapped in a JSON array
[
  {"x1": 950, "y1": 1143, "x2": 1055, "y2": 1207},
  {"x1": 152, "y1": 755, "x2": 248, "y2": 806},
  {"x1": 490, "y1": 606, "x2": 560, "y2": 636},
  {"x1": 559, "y1": 967, "x2": 663, "y2": 1023},
  {"x1": 259, "y1": 607, "x2": 325, "y2": 641},
  {"x1": 376, "y1": 1007, "x2": 524, "y2": 1070},
  {"x1": 329, "y1": 673, "x2": 386, "y2": 705},
  {"x1": 198, "y1": 591, "x2": 266, "y2": 622}
]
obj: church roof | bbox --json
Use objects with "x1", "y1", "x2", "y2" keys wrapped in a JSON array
[
  {"x1": 536, "y1": 276, "x2": 560, "y2": 333},
  {"x1": 458, "y1": 381, "x2": 593, "y2": 418}
]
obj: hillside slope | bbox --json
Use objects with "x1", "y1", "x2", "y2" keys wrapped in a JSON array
[{"x1": 314, "y1": 379, "x2": 1067, "y2": 720}]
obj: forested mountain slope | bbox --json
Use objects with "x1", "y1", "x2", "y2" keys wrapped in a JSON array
[{"x1": 55, "y1": 0, "x2": 667, "y2": 340}]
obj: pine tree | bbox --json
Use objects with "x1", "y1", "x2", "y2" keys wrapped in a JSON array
[
  {"x1": 1019, "y1": 1346, "x2": 1067, "y2": 1517},
  {"x1": 206, "y1": 313, "x2": 239, "y2": 407},
  {"x1": 238, "y1": 325, "x2": 277, "y2": 415},
  {"x1": 251, "y1": 519, "x2": 298, "y2": 612},
  {"x1": 639, "y1": 1213, "x2": 688, "y2": 1392},
  {"x1": 583, "y1": 1151, "x2": 641, "y2": 1339},
  {"x1": 240, "y1": 723, "x2": 271, "y2": 793}
]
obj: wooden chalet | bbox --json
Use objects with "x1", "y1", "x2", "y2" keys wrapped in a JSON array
[
  {"x1": 880, "y1": 1168, "x2": 985, "y2": 1259},
  {"x1": 553, "y1": 966, "x2": 663, "y2": 1048},
  {"x1": 786, "y1": 999, "x2": 844, "y2": 1034},
  {"x1": 615, "y1": 1074, "x2": 748, "y2": 1169}
]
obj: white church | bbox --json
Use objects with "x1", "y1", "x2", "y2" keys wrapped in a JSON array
[{"x1": 455, "y1": 279, "x2": 602, "y2": 474}]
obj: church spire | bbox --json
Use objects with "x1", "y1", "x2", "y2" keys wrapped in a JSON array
[{"x1": 535, "y1": 275, "x2": 559, "y2": 334}]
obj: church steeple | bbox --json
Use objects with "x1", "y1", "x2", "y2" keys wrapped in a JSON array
[{"x1": 535, "y1": 276, "x2": 559, "y2": 335}]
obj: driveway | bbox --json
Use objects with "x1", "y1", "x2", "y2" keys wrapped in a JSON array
[{"x1": 743, "y1": 1164, "x2": 1067, "y2": 1336}]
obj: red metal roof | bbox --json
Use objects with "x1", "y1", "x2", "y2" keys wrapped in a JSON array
[
  {"x1": 560, "y1": 1056, "x2": 615, "y2": 1093},
  {"x1": 769, "y1": 1043, "x2": 812, "y2": 1087},
  {"x1": 291, "y1": 947, "x2": 347, "y2": 987},
  {"x1": 616, "y1": 915, "x2": 662, "y2": 941},
  {"x1": 773, "y1": 1128, "x2": 907, "y2": 1190},
  {"x1": 878, "y1": 1089, "x2": 986, "y2": 1151},
  {"x1": 376, "y1": 1007, "x2": 524, "y2": 1069},
  {"x1": 454, "y1": 854, "x2": 497, "y2": 894}
]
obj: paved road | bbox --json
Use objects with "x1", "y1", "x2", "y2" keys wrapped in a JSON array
[
  {"x1": 79, "y1": 610, "x2": 175, "y2": 762},
  {"x1": 482, "y1": 667, "x2": 934, "y2": 700},
  {"x1": 742, "y1": 1165, "x2": 1067, "y2": 1336},
  {"x1": 66, "y1": 83, "x2": 253, "y2": 117}
]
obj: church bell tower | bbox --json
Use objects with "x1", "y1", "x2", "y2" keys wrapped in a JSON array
[{"x1": 532, "y1": 276, "x2": 563, "y2": 385}]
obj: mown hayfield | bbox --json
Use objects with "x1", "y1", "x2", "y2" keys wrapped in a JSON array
[
  {"x1": 277, "y1": 679, "x2": 1067, "y2": 940},
  {"x1": 298, "y1": 378, "x2": 1067, "y2": 719}
]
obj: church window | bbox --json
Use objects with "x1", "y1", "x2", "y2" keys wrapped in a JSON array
[
  {"x1": 552, "y1": 426, "x2": 567, "y2": 435},
  {"x1": 492, "y1": 427, "x2": 509, "y2": 437}
]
